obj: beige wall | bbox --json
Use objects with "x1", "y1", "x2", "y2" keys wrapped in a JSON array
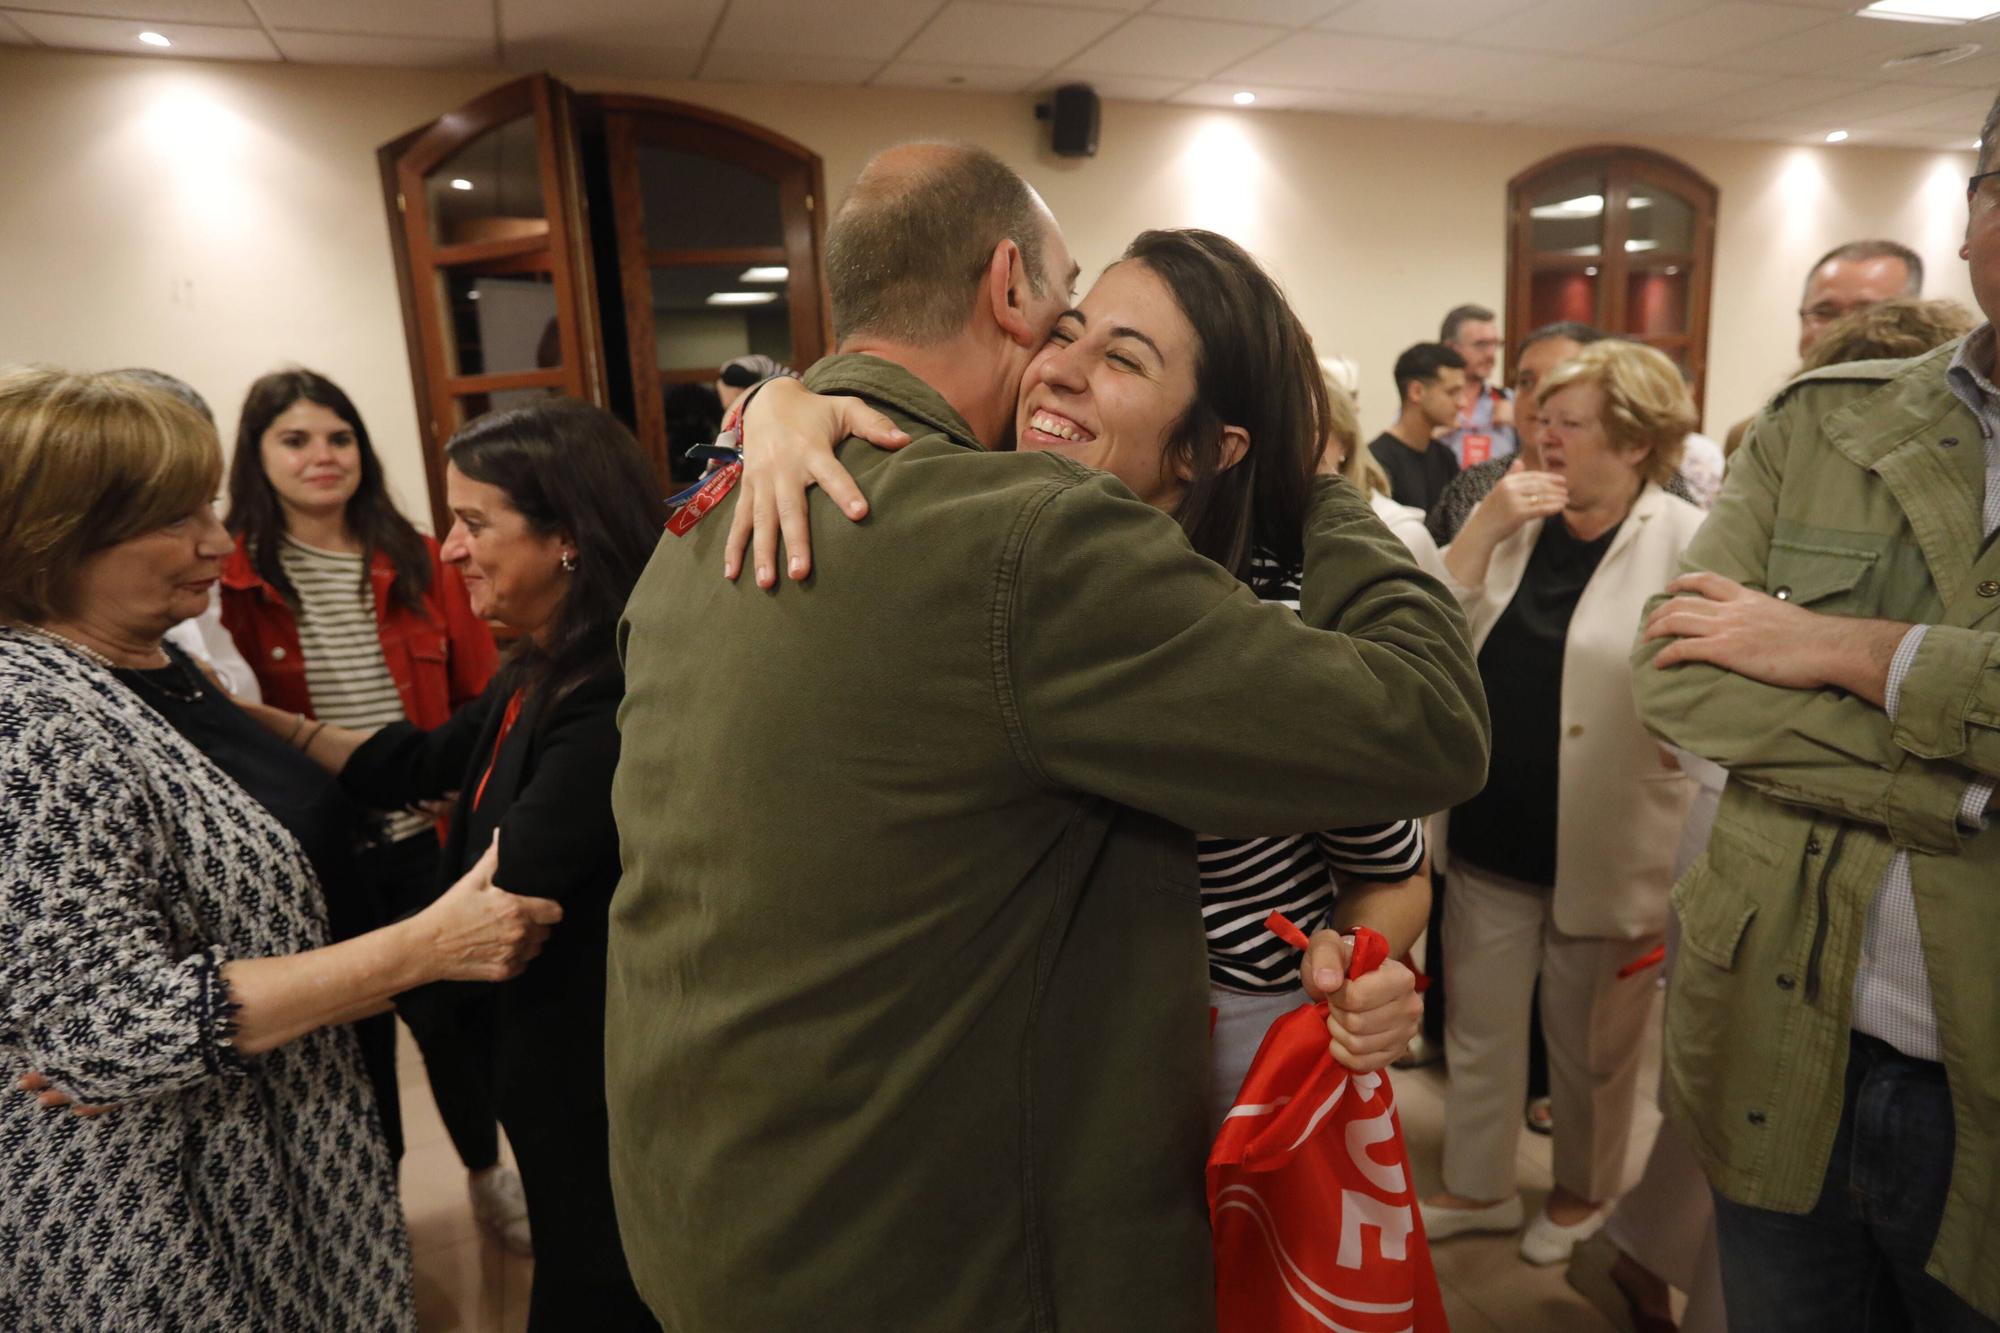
[{"x1": 0, "y1": 46, "x2": 1979, "y2": 528}]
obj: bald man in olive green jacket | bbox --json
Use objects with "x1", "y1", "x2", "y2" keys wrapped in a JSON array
[{"x1": 607, "y1": 144, "x2": 1488, "y2": 1333}]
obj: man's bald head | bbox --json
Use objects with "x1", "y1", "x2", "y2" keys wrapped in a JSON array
[{"x1": 825, "y1": 141, "x2": 1062, "y2": 346}]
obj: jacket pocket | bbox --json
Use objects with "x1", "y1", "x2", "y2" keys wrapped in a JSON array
[
  {"x1": 1665, "y1": 863, "x2": 1762, "y2": 1165},
  {"x1": 1766, "y1": 537, "x2": 1876, "y2": 612},
  {"x1": 1672, "y1": 863, "x2": 1758, "y2": 970}
]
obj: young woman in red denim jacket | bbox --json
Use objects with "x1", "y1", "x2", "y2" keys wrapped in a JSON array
[{"x1": 218, "y1": 369, "x2": 523, "y2": 1251}]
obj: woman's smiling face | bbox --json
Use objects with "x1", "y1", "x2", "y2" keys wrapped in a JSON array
[{"x1": 1014, "y1": 260, "x2": 1203, "y2": 512}]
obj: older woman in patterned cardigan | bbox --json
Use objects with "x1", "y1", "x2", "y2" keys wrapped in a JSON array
[{"x1": 0, "y1": 366, "x2": 561, "y2": 1332}]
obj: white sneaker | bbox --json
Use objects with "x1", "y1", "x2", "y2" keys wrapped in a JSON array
[
  {"x1": 469, "y1": 1167, "x2": 533, "y2": 1257},
  {"x1": 1419, "y1": 1194, "x2": 1524, "y2": 1240},
  {"x1": 1519, "y1": 1203, "x2": 1605, "y2": 1266}
]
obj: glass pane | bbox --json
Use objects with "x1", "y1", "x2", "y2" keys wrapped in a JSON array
[
  {"x1": 637, "y1": 142, "x2": 784, "y2": 251},
  {"x1": 442, "y1": 270, "x2": 562, "y2": 378},
  {"x1": 662, "y1": 381, "x2": 724, "y2": 485},
  {"x1": 1624, "y1": 264, "x2": 1691, "y2": 337},
  {"x1": 1529, "y1": 265, "x2": 1600, "y2": 329},
  {"x1": 1528, "y1": 164, "x2": 1608, "y2": 259},
  {"x1": 427, "y1": 116, "x2": 549, "y2": 248},
  {"x1": 650, "y1": 265, "x2": 793, "y2": 374},
  {"x1": 457, "y1": 386, "x2": 560, "y2": 424},
  {"x1": 1622, "y1": 188, "x2": 1695, "y2": 259}
]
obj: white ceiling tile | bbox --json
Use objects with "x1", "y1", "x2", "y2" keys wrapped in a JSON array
[
  {"x1": 708, "y1": 0, "x2": 943, "y2": 61},
  {"x1": 0, "y1": 11, "x2": 31, "y2": 42},
  {"x1": 256, "y1": 0, "x2": 492, "y2": 40},
  {"x1": 1286, "y1": 87, "x2": 1437, "y2": 118},
  {"x1": 1062, "y1": 14, "x2": 1287, "y2": 80},
  {"x1": 1531, "y1": 61, "x2": 1766, "y2": 114},
  {"x1": 500, "y1": 0, "x2": 720, "y2": 79},
  {"x1": 1216, "y1": 30, "x2": 1433, "y2": 90},
  {"x1": 1147, "y1": 0, "x2": 1342, "y2": 26},
  {"x1": 4, "y1": 11, "x2": 277, "y2": 56},
  {"x1": 271, "y1": 30, "x2": 498, "y2": 67},
  {"x1": 870, "y1": 60, "x2": 1040, "y2": 91},
  {"x1": 1456, "y1": 0, "x2": 1716, "y2": 54},
  {"x1": 699, "y1": 49, "x2": 887, "y2": 84},
  {"x1": 1655, "y1": 73, "x2": 1868, "y2": 120},
  {"x1": 1316, "y1": 0, "x2": 1543, "y2": 40},
  {"x1": 1592, "y1": 2, "x2": 1836, "y2": 66},
  {"x1": 899, "y1": 3, "x2": 1125, "y2": 71},
  {"x1": 3, "y1": 0, "x2": 253, "y2": 21},
  {"x1": 1047, "y1": 69, "x2": 1195, "y2": 99},
  {"x1": 1706, "y1": 11, "x2": 1965, "y2": 74}
]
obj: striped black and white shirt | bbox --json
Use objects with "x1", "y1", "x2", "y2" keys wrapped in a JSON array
[
  {"x1": 279, "y1": 535, "x2": 431, "y2": 843},
  {"x1": 1201, "y1": 552, "x2": 1427, "y2": 995}
]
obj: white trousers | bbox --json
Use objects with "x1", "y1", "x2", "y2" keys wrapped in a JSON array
[
  {"x1": 1440, "y1": 860, "x2": 1662, "y2": 1203},
  {"x1": 1207, "y1": 986, "x2": 1306, "y2": 1142}
]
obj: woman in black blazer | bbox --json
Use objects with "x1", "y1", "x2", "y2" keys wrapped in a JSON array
[{"x1": 247, "y1": 399, "x2": 666, "y2": 1331}]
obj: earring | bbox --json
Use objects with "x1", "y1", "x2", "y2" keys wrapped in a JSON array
[{"x1": 560, "y1": 551, "x2": 577, "y2": 573}]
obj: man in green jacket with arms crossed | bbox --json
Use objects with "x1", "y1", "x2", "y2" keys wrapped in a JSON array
[
  {"x1": 607, "y1": 142, "x2": 1490, "y2": 1331},
  {"x1": 1637, "y1": 95, "x2": 2000, "y2": 1331}
]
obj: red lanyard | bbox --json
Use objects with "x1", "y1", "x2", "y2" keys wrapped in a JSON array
[{"x1": 472, "y1": 689, "x2": 524, "y2": 810}]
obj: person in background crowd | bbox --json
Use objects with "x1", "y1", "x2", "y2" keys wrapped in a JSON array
[
  {"x1": 1321, "y1": 366, "x2": 1448, "y2": 581},
  {"x1": 216, "y1": 369, "x2": 518, "y2": 1248},
  {"x1": 240, "y1": 399, "x2": 667, "y2": 1331},
  {"x1": 715, "y1": 352, "x2": 792, "y2": 411},
  {"x1": 110, "y1": 369, "x2": 262, "y2": 700},
  {"x1": 1726, "y1": 292, "x2": 1974, "y2": 459},
  {"x1": 1430, "y1": 324, "x2": 1706, "y2": 543},
  {"x1": 0, "y1": 366, "x2": 558, "y2": 1333},
  {"x1": 1441, "y1": 302, "x2": 1517, "y2": 467},
  {"x1": 608, "y1": 141, "x2": 1488, "y2": 1332},
  {"x1": 1371, "y1": 342, "x2": 1468, "y2": 513},
  {"x1": 1431, "y1": 324, "x2": 1602, "y2": 544},
  {"x1": 1422, "y1": 341, "x2": 1704, "y2": 1268},
  {"x1": 1632, "y1": 102, "x2": 2000, "y2": 1331},
  {"x1": 1796, "y1": 238, "x2": 1923, "y2": 360},
  {"x1": 663, "y1": 381, "x2": 724, "y2": 486}
]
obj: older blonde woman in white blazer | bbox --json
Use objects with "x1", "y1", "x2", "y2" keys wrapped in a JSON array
[{"x1": 1418, "y1": 341, "x2": 1707, "y2": 1267}]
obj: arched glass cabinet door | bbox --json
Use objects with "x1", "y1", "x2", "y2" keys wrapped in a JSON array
[
  {"x1": 598, "y1": 96, "x2": 829, "y2": 484},
  {"x1": 378, "y1": 74, "x2": 606, "y2": 534},
  {"x1": 1507, "y1": 146, "x2": 1717, "y2": 412}
]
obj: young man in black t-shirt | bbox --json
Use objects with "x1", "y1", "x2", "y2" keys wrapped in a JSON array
[{"x1": 1369, "y1": 342, "x2": 1467, "y2": 514}]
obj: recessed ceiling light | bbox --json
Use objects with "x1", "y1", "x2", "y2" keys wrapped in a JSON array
[
  {"x1": 1232, "y1": 91, "x2": 1256, "y2": 106},
  {"x1": 1826, "y1": 130, "x2": 1850, "y2": 143},
  {"x1": 138, "y1": 31, "x2": 171, "y2": 47},
  {"x1": 449, "y1": 178, "x2": 474, "y2": 190},
  {"x1": 738, "y1": 266, "x2": 789, "y2": 283},
  {"x1": 1857, "y1": 0, "x2": 2000, "y2": 22},
  {"x1": 1584, "y1": 266, "x2": 1599, "y2": 276},
  {"x1": 1665, "y1": 266, "x2": 1680, "y2": 275},
  {"x1": 1530, "y1": 192, "x2": 1605, "y2": 219},
  {"x1": 1625, "y1": 238, "x2": 1660, "y2": 252},
  {"x1": 707, "y1": 292, "x2": 779, "y2": 306}
]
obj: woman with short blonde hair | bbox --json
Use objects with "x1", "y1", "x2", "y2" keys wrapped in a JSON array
[
  {"x1": 0, "y1": 366, "x2": 559, "y2": 1331},
  {"x1": 1420, "y1": 340, "x2": 1708, "y2": 1267}
]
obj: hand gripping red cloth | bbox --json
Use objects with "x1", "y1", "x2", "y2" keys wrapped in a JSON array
[{"x1": 1208, "y1": 915, "x2": 1450, "y2": 1333}]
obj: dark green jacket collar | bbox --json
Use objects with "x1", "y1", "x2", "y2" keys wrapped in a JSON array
[{"x1": 805, "y1": 353, "x2": 983, "y2": 453}]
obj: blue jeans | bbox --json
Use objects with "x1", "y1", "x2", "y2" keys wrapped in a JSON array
[{"x1": 1712, "y1": 1033, "x2": 1996, "y2": 1332}]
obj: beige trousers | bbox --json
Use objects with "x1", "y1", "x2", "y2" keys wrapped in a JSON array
[{"x1": 1440, "y1": 860, "x2": 1662, "y2": 1203}]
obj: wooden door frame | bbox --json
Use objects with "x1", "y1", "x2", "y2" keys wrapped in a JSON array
[{"x1": 1505, "y1": 144, "x2": 1719, "y2": 412}]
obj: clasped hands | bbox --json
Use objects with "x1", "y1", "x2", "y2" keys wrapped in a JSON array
[
  {"x1": 1643, "y1": 571, "x2": 1907, "y2": 707},
  {"x1": 1300, "y1": 929, "x2": 1422, "y2": 1075}
]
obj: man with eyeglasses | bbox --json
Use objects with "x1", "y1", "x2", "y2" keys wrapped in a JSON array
[
  {"x1": 1440, "y1": 302, "x2": 1518, "y2": 467},
  {"x1": 1797, "y1": 239, "x2": 1923, "y2": 359},
  {"x1": 1633, "y1": 101, "x2": 2000, "y2": 1331}
]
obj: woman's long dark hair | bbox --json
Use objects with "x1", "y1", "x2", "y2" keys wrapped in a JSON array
[
  {"x1": 225, "y1": 368, "x2": 432, "y2": 615},
  {"x1": 1118, "y1": 230, "x2": 1328, "y2": 581},
  {"x1": 446, "y1": 399, "x2": 666, "y2": 705}
]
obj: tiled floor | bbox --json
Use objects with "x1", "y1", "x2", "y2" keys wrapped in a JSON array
[
  {"x1": 395, "y1": 988, "x2": 1674, "y2": 1332},
  {"x1": 395, "y1": 1027, "x2": 531, "y2": 1333}
]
